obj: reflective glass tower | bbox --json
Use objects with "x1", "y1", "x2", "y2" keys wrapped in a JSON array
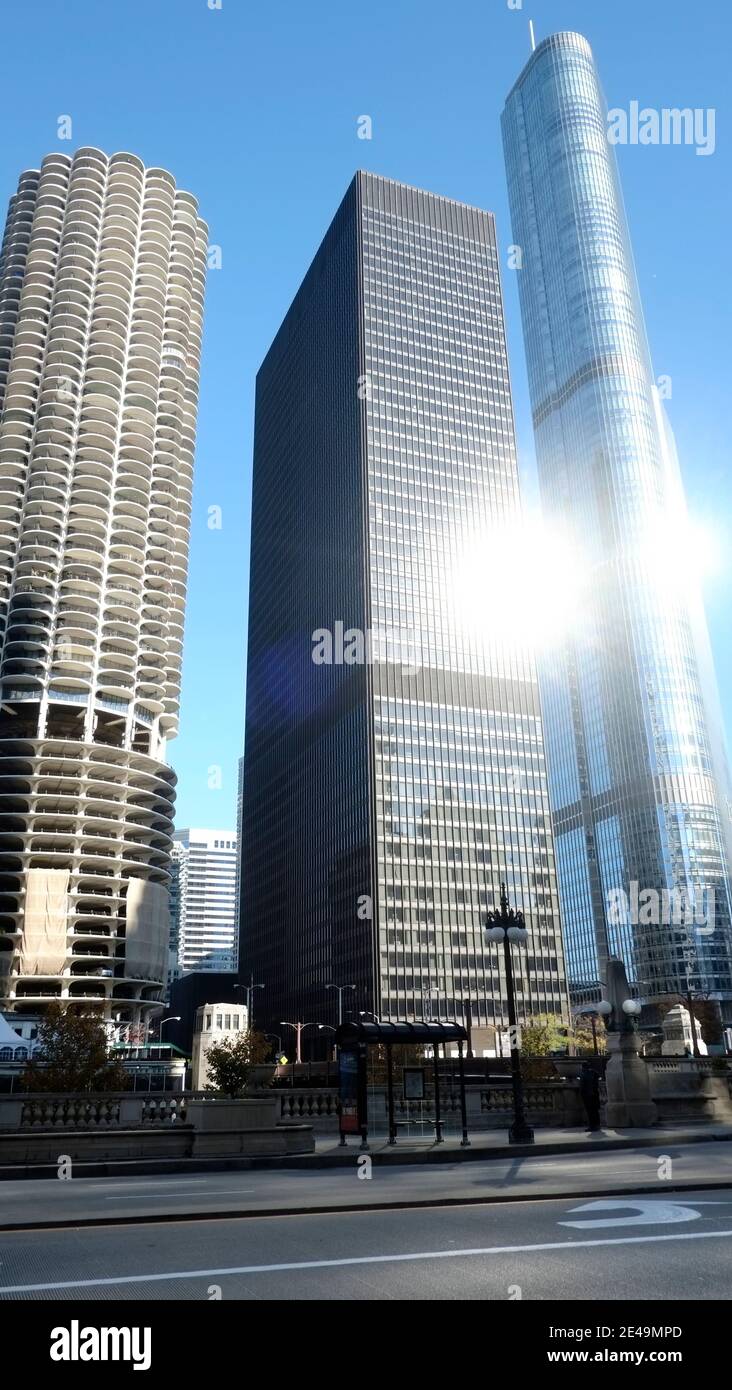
[
  {"x1": 502, "y1": 33, "x2": 732, "y2": 1019},
  {"x1": 240, "y1": 171, "x2": 568, "y2": 1042}
]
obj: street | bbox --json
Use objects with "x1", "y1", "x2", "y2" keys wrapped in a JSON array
[
  {"x1": 0, "y1": 1186, "x2": 731, "y2": 1300},
  {"x1": 0, "y1": 1139, "x2": 729, "y2": 1227},
  {"x1": 1, "y1": 1143, "x2": 731, "y2": 1302}
]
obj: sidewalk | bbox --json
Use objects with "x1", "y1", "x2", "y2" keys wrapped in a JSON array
[
  {"x1": 2, "y1": 1120, "x2": 731, "y2": 1183},
  {"x1": 306, "y1": 1121, "x2": 732, "y2": 1166},
  {"x1": 0, "y1": 1125, "x2": 731, "y2": 1231}
]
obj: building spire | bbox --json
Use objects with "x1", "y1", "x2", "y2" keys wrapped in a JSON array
[{"x1": 529, "y1": 19, "x2": 536, "y2": 52}]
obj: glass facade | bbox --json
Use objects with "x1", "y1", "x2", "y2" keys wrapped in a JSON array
[
  {"x1": 502, "y1": 32, "x2": 732, "y2": 1018},
  {"x1": 241, "y1": 172, "x2": 568, "y2": 1041}
]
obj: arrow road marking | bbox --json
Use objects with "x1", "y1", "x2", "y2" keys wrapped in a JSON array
[{"x1": 559, "y1": 1198, "x2": 704, "y2": 1229}]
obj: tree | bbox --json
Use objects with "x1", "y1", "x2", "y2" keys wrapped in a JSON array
[
  {"x1": 519, "y1": 1013, "x2": 567, "y2": 1057},
  {"x1": 203, "y1": 1030, "x2": 272, "y2": 1097},
  {"x1": 367, "y1": 1043, "x2": 425, "y2": 1087},
  {"x1": 571, "y1": 1016, "x2": 607, "y2": 1057},
  {"x1": 20, "y1": 1004, "x2": 129, "y2": 1093},
  {"x1": 693, "y1": 998, "x2": 724, "y2": 1047}
]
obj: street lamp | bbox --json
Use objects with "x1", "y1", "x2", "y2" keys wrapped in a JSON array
[
  {"x1": 596, "y1": 994, "x2": 640, "y2": 1033},
  {"x1": 319, "y1": 1023, "x2": 337, "y2": 1061},
  {"x1": 484, "y1": 882, "x2": 534, "y2": 1145},
  {"x1": 235, "y1": 975, "x2": 264, "y2": 1030},
  {"x1": 158, "y1": 1015, "x2": 181, "y2": 1040},
  {"x1": 326, "y1": 982, "x2": 356, "y2": 1025},
  {"x1": 280, "y1": 1021, "x2": 324, "y2": 1064},
  {"x1": 574, "y1": 1004, "x2": 608, "y2": 1055},
  {"x1": 680, "y1": 951, "x2": 703, "y2": 1058}
]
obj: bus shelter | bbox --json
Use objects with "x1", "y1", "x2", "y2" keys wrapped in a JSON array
[{"x1": 334, "y1": 1020, "x2": 470, "y2": 1149}]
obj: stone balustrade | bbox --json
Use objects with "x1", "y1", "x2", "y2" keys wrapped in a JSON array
[
  {"x1": 645, "y1": 1059, "x2": 732, "y2": 1123},
  {"x1": 0, "y1": 1090, "x2": 313, "y2": 1166},
  {"x1": 280, "y1": 1089, "x2": 340, "y2": 1124},
  {"x1": 279, "y1": 1081, "x2": 586, "y2": 1130},
  {"x1": 0, "y1": 1091, "x2": 208, "y2": 1131}
]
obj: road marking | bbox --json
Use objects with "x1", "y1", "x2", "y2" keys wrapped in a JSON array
[
  {"x1": 1, "y1": 1227, "x2": 731, "y2": 1294},
  {"x1": 99, "y1": 1180, "x2": 215, "y2": 1190},
  {"x1": 107, "y1": 1190, "x2": 255, "y2": 1201},
  {"x1": 559, "y1": 1198, "x2": 704, "y2": 1229}
]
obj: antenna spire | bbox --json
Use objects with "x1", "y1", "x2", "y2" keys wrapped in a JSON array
[{"x1": 529, "y1": 19, "x2": 536, "y2": 52}]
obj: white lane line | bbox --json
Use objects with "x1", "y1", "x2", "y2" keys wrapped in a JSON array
[
  {"x1": 1, "y1": 1226, "x2": 732, "y2": 1294},
  {"x1": 5, "y1": 1180, "x2": 221, "y2": 1195},
  {"x1": 97, "y1": 1180, "x2": 215, "y2": 1190},
  {"x1": 107, "y1": 1190, "x2": 255, "y2": 1201}
]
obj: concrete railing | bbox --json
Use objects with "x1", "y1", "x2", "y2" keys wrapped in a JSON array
[
  {"x1": 646, "y1": 1060, "x2": 732, "y2": 1123},
  {"x1": 479, "y1": 1082, "x2": 583, "y2": 1125},
  {"x1": 0, "y1": 1091, "x2": 209, "y2": 1131},
  {"x1": 280, "y1": 1090, "x2": 340, "y2": 1123},
  {"x1": 647, "y1": 1057, "x2": 731, "y2": 1071},
  {"x1": 0, "y1": 1090, "x2": 314, "y2": 1168},
  {"x1": 279, "y1": 1082, "x2": 586, "y2": 1131}
]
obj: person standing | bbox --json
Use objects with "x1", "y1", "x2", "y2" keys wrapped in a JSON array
[{"x1": 579, "y1": 1061, "x2": 602, "y2": 1132}]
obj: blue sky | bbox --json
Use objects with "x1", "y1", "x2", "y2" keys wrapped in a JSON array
[{"x1": 3, "y1": 0, "x2": 730, "y2": 828}]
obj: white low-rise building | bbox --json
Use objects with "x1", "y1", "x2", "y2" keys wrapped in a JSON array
[{"x1": 191, "y1": 1001, "x2": 248, "y2": 1090}]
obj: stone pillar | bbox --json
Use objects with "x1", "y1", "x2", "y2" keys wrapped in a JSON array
[
  {"x1": 603, "y1": 956, "x2": 657, "y2": 1128},
  {"x1": 0, "y1": 1098, "x2": 24, "y2": 1129},
  {"x1": 605, "y1": 1030, "x2": 657, "y2": 1127},
  {"x1": 118, "y1": 1096, "x2": 145, "y2": 1127}
]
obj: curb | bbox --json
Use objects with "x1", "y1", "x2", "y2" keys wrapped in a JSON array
[
  {"x1": 1, "y1": 1125, "x2": 731, "y2": 1183},
  {"x1": 3, "y1": 1177, "x2": 732, "y2": 1233}
]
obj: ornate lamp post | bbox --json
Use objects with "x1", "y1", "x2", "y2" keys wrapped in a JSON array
[
  {"x1": 600, "y1": 958, "x2": 655, "y2": 1128},
  {"x1": 485, "y1": 883, "x2": 534, "y2": 1145},
  {"x1": 597, "y1": 991, "x2": 641, "y2": 1035},
  {"x1": 575, "y1": 1002, "x2": 611, "y2": 1055}
]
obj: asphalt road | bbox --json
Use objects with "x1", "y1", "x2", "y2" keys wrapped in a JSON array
[
  {"x1": 0, "y1": 1140, "x2": 730, "y2": 1228},
  {"x1": 1, "y1": 1187, "x2": 731, "y2": 1300}
]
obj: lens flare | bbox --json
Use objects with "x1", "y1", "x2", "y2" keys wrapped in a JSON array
[{"x1": 445, "y1": 514, "x2": 584, "y2": 652}]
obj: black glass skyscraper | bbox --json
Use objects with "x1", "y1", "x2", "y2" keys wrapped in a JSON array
[{"x1": 240, "y1": 172, "x2": 568, "y2": 1044}]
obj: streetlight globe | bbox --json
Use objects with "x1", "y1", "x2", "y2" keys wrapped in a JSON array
[
  {"x1": 622, "y1": 999, "x2": 641, "y2": 1016},
  {"x1": 506, "y1": 926, "x2": 527, "y2": 944},
  {"x1": 485, "y1": 926, "x2": 505, "y2": 942},
  {"x1": 596, "y1": 1001, "x2": 612, "y2": 1016}
]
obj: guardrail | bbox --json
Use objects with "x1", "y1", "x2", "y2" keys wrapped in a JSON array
[{"x1": 0, "y1": 1091, "x2": 209, "y2": 1130}]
